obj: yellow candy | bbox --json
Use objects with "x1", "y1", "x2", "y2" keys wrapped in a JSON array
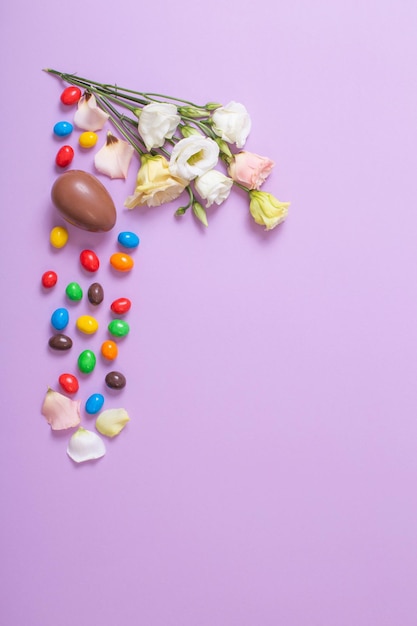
[
  {"x1": 79, "y1": 132, "x2": 98, "y2": 148},
  {"x1": 110, "y1": 252, "x2": 134, "y2": 272},
  {"x1": 50, "y1": 225, "x2": 68, "y2": 248},
  {"x1": 76, "y1": 315, "x2": 99, "y2": 334}
]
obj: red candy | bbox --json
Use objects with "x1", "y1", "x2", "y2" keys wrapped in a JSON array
[
  {"x1": 42, "y1": 270, "x2": 58, "y2": 288},
  {"x1": 110, "y1": 297, "x2": 131, "y2": 315},
  {"x1": 80, "y1": 249, "x2": 100, "y2": 272},
  {"x1": 58, "y1": 373, "x2": 79, "y2": 394},
  {"x1": 60, "y1": 86, "x2": 82, "y2": 105},
  {"x1": 55, "y1": 145, "x2": 74, "y2": 168}
]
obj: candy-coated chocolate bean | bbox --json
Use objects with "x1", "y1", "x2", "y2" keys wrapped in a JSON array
[
  {"x1": 78, "y1": 349, "x2": 97, "y2": 373},
  {"x1": 110, "y1": 297, "x2": 131, "y2": 315},
  {"x1": 51, "y1": 307, "x2": 69, "y2": 331},
  {"x1": 60, "y1": 86, "x2": 82, "y2": 105},
  {"x1": 85, "y1": 393, "x2": 104, "y2": 415},
  {"x1": 53, "y1": 121, "x2": 73, "y2": 137},
  {"x1": 42, "y1": 270, "x2": 58, "y2": 288},
  {"x1": 50, "y1": 225, "x2": 68, "y2": 248},
  {"x1": 108, "y1": 319, "x2": 130, "y2": 337},
  {"x1": 118, "y1": 231, "x2": 140, "y2": 249},
  {"x1": 66, "y1": 282, "x2": 83, "y2": 301},
  {"x1": 101, "y1": 340, "x2": 118, "y2": 360},
  {"x1": 76, "y1": 315, "x2": 99, "y2": 334},
  {"x1": 105, "y1": 371, "x2": 126, "y2": 390},
  {"x1": 48, "y1": 334, "x2": 73, "y2": 351},
  {"x1": 88, "y1": 282, "x2": 104, "y2": 305},
  {"x1": 80, "y1": 249, "x2": 100, "y2": 272},
  {"x1": 56, "y1": 145, "x2": 74, "y2": 168},
  {"x1": 59, "y1": 373, "x2": 79, "y2": 394},
  {"x1": 110, "y1": 252, "x2": 134, "y2": 272},
  {"x1": 79, "y1": 131, "x2": 98, "y2": 148}
]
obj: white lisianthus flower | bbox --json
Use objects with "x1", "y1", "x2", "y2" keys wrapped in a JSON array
[
  {"x1": 212, "y1": 101, "x2": 251, "y2": 148},
  {"x1": 138, "y1": 102, "x2": 181, "y2": 151},
  {"x1": 169, "y1": 136, "x2": 219, "y2": 181},
  {"x1": 74, "y1": 93, "x2": 109, "y2": 131},
  {"x1": 194, "y1": 170, "x2": 233, "y2": 207}
]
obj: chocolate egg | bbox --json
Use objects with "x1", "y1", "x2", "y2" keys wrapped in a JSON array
[{"x1": 51, "y1": 170, "x2": 117, "y2": 232}]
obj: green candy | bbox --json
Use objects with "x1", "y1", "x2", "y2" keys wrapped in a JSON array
[
  {"x1": 108, "y1": 319, "x2": 130, "y2": 338},
  {"x1": 66, "y1": 281, "x2": 83, "y2": 301},
  {"x1": 77, "y1": 349, "x2": 96, "y2": 373}
]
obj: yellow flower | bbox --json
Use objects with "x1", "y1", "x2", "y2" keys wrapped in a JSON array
[
  {"x1": 248, "y1": 191, "x2": 290, "y2": 230},
  {"x1": 124, "y1": 154, "x2": 188, "y2": 208}
]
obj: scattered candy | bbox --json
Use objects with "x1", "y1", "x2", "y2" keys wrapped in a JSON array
[
  {"x1": 65, "y1": 281, "x2": 83, "y2": 301},
  {"x1": 87, "y1": 282, "x2": 104, "y2": 305},
  {"x1": 118, "y1": 231, "x2": 140, "y2": 249},
  {"x1": 108, "y1": 319, "x2": 130, "y2": 338},
  {"x1": 95, "y1": 408, "x2": 130, "y2": 437},
  {"x1": 67, "y1": 427, "x2": 106, "y2": 463},
  {"x1": 50, "y1": 225, "x2": 69, "y2": 248},
  {"x1": 101, "y1": 340, "x2": 118, "y2": 361},
  {"x1": 51, "y1": 307, "x2": 69, "y2": 331},
  {"x1": 110, "y1": 297, "x2": 131, "y2": 315},
  {"x1": 78, "y1": 349, "x2": 97, "y2": 374},
  {"x1": 60, "y1": 86, "x2": 82, "y2": 105},
  {"x1": 51, "y1": 170, "x2": 117, "y2": 232},
  {"x1": 48, "y1": 334, "x2": 73, "y2": 351},
  {"x1": 76, "y1": 315, "x2": 99, "y2": 334},
  {"x1": 58, "y1": 373, "x2": 79, "y2": 394},
  {"x1": 105, "y1": 371, "x2": 126, "y2": 390},
  {"x1": 53, "y1": 121, "x2": 73, "y2": 137},
  {"x1": 42, "y1": 388, "x2": 81, "y2": 430},
  {"x1": 55, "y1": 145, "x2": 75, "y2": 168},
  {"x1": 79, "y1": 131, "x2": 98, "y2": 148},
  {"x1": 80, "y1": 249, "x2": 100, "y2": 272},
  {"x1": 85, "y1": 393, "x2": 105, "y2": 415},
  {"x1": 42, "y1": 270, "x2": 58, "y2": 288},
  {"x1": 110, "y1": 252, "x2": 134, "y2": 272}
]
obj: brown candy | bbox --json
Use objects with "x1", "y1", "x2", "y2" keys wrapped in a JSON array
[
  {"x1": 105, "y1": 371, "x2": 126, "y2": 389},
  {"x1": 88, "y1": 282, "x2": 104, "y2": 306},
  {"x1": 51, "y1": 170, "x2": 117, "y2": 232},
  {"x1": 48, "y1": 334, "x2": 73, "y2": 351}
]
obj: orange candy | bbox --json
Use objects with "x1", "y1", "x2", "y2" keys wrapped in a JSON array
[
  {"x1": 110, "y1": 252, "x2": 134, "y2": 272},
  {"x1": 101, "y1": 340, "x2": 118, "y2": 361}
]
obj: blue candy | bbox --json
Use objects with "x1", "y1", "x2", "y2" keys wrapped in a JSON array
[
  {"x1": 51, "y1": 307, "x2": 69, "y2": 331},
  {"x1": 118, "y1": 231, "x2": 140, "y2": 249},
  {"x1": 85, "y1": 393, "x2": 105, "y2": 415},
  {"x1": 53, "y1": 121, "x2": 73, "y2": 137}
]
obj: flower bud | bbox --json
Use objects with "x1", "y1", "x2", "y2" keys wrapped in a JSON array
[
  {"x1": 214, "y1": 137, "x2": 233, "y2": 160},
  {"x1": 180, "y1": 125, "x2": 202, "y2": 139},
  {"x1": 178, "y1": 105, "x2": 209, "y2": 118},
  {"x1": 205, "y1": 102, "x2": 222, "y2": 111},
  {"x1": 192, "y1": 201, "x2": 208, "y2": 226}
]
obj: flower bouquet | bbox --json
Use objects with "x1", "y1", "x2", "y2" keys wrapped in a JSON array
[{"x1": 45, "y1": 69, "x2": 289, "y2": 230}]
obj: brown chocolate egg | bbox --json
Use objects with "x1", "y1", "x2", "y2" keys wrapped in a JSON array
[{"x1": 51, "y1": 170, "x2": 117, "y2": 232}]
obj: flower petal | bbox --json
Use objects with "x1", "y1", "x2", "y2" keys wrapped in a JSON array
[
  {"x1": 74, "y1": 93, "x2": 109, "y2": 131},
  {"x1": 95, "y1": 408, "x2": 130, "y2": 437},
  {"x1": 41, "y1": 388, "x2": 81, "y2": 430},
  {"x1": 67, "y1": 427, "x2": 106, "y2": 463},
  {"x1": 94, "y1": 133, "x2": 134, "y2": 179}
]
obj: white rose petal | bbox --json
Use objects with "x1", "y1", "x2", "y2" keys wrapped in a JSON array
[
  {"x1": 94, "y1": 133, "x2": 134, "y2": 179},
  {"x1": 95, "y1": 408, "x2": 130, "y2": 438},
  {"x1": 169, "y1": 136, "x2": 219, "y2": 181},
  {"x1": 138, "y1": 102, "x2": 180, "y2": 151},
  {"x1": 67, "y1": 427, "x2": 106, "y2": 463},
  {"x1": 74, "y1": 93, "x2": 109, "y2": 131},
  {"x1": 194, "y1": 170, "x2": 233, "y2": 207},
  {"x1": 212, "y1": 101, "x2": 251, "y2": 148}
]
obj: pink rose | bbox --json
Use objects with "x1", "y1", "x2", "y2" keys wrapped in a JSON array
[{"x1": 228, "y1": 151, "x2": 274, "y2": 190}]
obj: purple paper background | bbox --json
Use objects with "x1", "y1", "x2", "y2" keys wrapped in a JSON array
[{"x1": 1, "y1": 1, "x2": 417, "y2": 624}]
